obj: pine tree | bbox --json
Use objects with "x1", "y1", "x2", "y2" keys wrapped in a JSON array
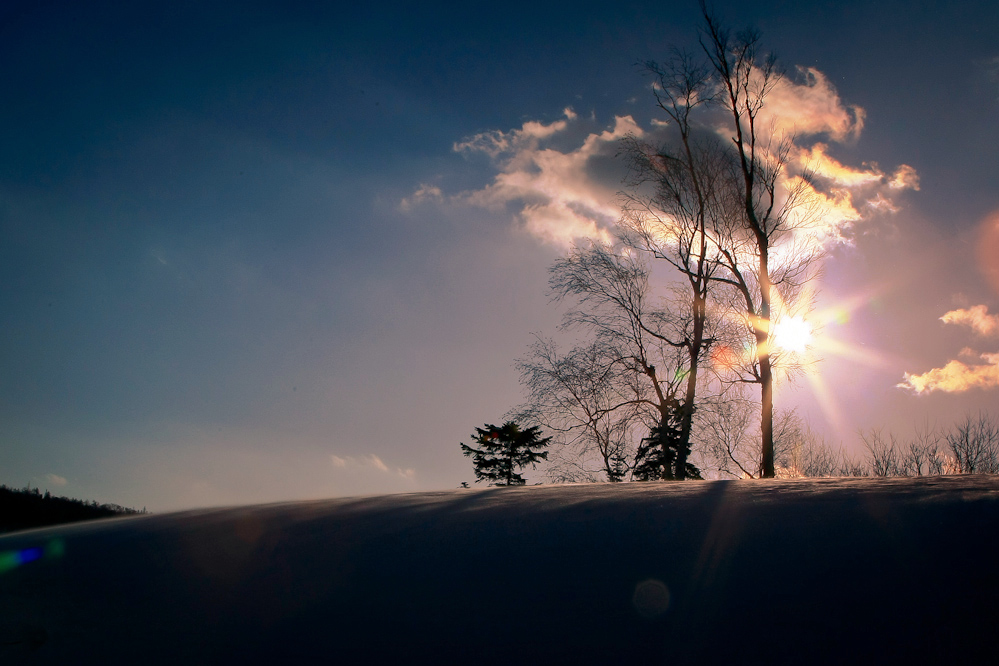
[
  {"x1": 633, "y1": 402, "x2": 702, "y2": 481},
  {"x1": 460, "y1": 422, "x2": 551, "y2": 486}
]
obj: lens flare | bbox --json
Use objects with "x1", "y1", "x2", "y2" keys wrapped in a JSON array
[{"x1": 0, "y1": 539, "x2": 65, "y2": 575}]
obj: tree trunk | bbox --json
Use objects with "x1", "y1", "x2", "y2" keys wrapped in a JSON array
[
  {"x1": 760, "y1": 354, "x2": 775, "y2": 477},
  {"x1": 658, "y1": 406, "x2": 676, "y2": 481},
  {"x1": 676, "y1": 292, "x2": 706, "y2": 479},
  {"x1": 758, "y1": 250, "x2": 775, "y2": 478}
]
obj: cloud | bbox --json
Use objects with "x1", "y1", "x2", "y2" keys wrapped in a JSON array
[
  {"x1": 454, "y1": 110, "x2": 638, "y2": 247},
  {"x1": 798, "y1": 144, "x2": 883, "y2": 188},
  {"x1": 900, "y1": 305, "x2": 999, "y2": 393},
  {"x1": 783, "y1": 143, "x2": 918, "y2": 251},
  {"x1": 453, "y1": 108, "x2": 575, "y2": 158},
  {"x1": 888, "y1": 164, "x2": 920, "y2": 191},
  {"x1": 330, "y1": 453, "x2": 415, "y2": 479},
  {"x1": 446, "y1": 66, "x2": 913, "y2": 253},
  {"x1": 761, "y1": 67, "x2": 865, "y2": 141},
  {"x1": 941, "y1": 305, "x2": 999, "y2": 337},
  {"x1": 740, "y1": 68, "x2": 917, "y2": 253},
  {"x1": 399, "y1": 183, "x2": 443, "y2": 211},
  {"x1": 898, "y1": 352, "x2": 999, "y2": 394},
  {"x1": 782, "y1": 175, "x2": 863, "y2": 247},
  {"x1": 44, "y1": 473, "x2": 68, "y2": 487}
]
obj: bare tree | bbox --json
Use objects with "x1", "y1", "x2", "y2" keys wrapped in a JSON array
[
  {"x1": 837, "y1": 451, "x2": 870, "y2": 478},
  {"x1": 897, "y1": 421, "x2": 945, "y2": 476},
  {"x1": 514, "y1": 244, "x2": 701, "y2": 481},
  {"x1": 783, "y1": 423, "x2": 841, "y2": 477},
  {"x1": 622, "y1": 6, "x2": 823, "y2": 479},
  {"x1": 851, "y1": 419, "x2": 990, "y2": 478},
  {"x1": 946, "y1": 412, "x2": 999, "y2": 474},
  {"x1": 693, "y1": 387, "x2": 802, "y2": 478},
  {"x1": 619, "y1": 49, "x2": 729, "y2": 479},
  {"x1": 514, "y1": 337, "x2": 640, "y2": 482},
  {"x1": 859, "y1": 428, "x2": 901, "y2": 477},
  {"x1": 697, "y1": 7, "x2": 825, "y2": 477},
  {"x1": 693, "y1": 393, "x2": 758, "y2": 478}
]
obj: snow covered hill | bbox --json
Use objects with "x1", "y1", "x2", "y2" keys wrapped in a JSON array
[{"x1": 2, "y1": 476, "x2": 998, "y2": 664}]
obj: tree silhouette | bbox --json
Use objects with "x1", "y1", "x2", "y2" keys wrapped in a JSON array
[
  {"x1": 633, "y1": 399, "x2": 702, "y2": 481},
  {"x1": 515, "y1": 245, "x2": 709, "y2": 482},
  {"x1": 623, "y1": 4, "x2": 823, "y2": 478},
  {"x1": 461, "y1": 422, "x2": 551, "y2": 486}
]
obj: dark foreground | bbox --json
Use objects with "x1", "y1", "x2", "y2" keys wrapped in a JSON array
[{"x1": 2, "y1": 476, "x2": 998, "y2": 664}]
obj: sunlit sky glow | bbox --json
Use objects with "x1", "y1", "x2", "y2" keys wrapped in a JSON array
[
  {"x1": 773, "y1": 316, "x2": 813, "y2": 354},
  {"x1": 2, "y1": 0, "x2": 998, "y2": 510}
]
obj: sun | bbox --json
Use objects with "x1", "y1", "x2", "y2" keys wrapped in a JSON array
[{"x1": 773, "y1": 315, "x2": 813, "y2": 353}]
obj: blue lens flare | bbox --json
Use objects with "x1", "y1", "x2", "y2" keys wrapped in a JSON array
[{"x1": 0, "y1": 539, "x2": 65, "y2": 574}]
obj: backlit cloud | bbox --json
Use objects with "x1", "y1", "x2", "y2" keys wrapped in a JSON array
[
  {"x1": 738, "y1": 67, "x2": 917, "y2": 254},
  {"x1": 761, "y1": 67, "x2": 865, "y2": 141},
  {"x1": 785, "y1": 140, "x2": 919, "y2": 242},
  {"x1": 798, "y1": 144, "x2": 883, "y2": 188},
  {"x1": 445, "y1": 67, "x2": 914, "y2": 253},
  {"x1": 941, "y1": 305, "x2": 999, "y2": 337},
  {"x1": 453, "y1": 109, "x2": 637, "y2": 247},
  {"x1": 889, "y1": 164, "x2": 920, "y2": 191},
  {"x1": 900, "y1": 305, "x2": 999, "y2": 393},
  {"x1": 783, "y1": 175, "x2": 863, "y2": 247},
  {"x1": 898, "y1": 352, "x2": 999, "y2": 394}
]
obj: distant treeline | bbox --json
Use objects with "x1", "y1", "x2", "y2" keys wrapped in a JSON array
[{"x1": 0, "y1": 484, "x2": 146, "y2": 534}]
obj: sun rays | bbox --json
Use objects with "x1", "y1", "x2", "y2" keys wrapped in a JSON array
[
  {"x1": 705, "y1": 283, "x2": 894, "y2": 437},
  {"x1": 778, "y1": 288, "x2": 894, "y2": 434}
]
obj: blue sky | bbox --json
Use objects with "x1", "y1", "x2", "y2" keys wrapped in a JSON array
[{"x1": 2, "y1": 0, "x2": 998, "y2": 510}]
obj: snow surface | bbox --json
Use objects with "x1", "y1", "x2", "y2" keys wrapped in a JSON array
[{"x1": 1, "y1": 476, "x2": 998, "y2": 664}]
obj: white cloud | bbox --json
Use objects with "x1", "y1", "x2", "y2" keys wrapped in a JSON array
[
  {"x1": 453, "y1": 110, "x2": 574, "y2": 158},
  {"x1": 330, "y1": 453, "x2": 415, "y2": 479},
  {"x1": 454, "y1": 111, "x2": 638, "y2": 247},
  {"x1": 941, "y1": 305, "x2": 999, "y2": 336},
  {"x1": 44, "y1": 473, "x2": 68, "y2": 487},
  {"x1": 367, "y1": 454, "x2": 389, "y2": 472}
]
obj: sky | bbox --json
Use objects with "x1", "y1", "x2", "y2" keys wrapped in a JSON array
[{"x1": 2, "y1": 0, "x2": 998, "y2": 511}]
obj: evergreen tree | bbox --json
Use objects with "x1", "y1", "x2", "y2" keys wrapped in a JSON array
[
  {"x1": 633, "y1": 401, "x2": 702, "y2": 481},
  {"x1": 461, "y1": 422, "x2": 551, "y2": 486},
  {"x1": 608, "y1": 454, "x2": 628, "y2": 483}
]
